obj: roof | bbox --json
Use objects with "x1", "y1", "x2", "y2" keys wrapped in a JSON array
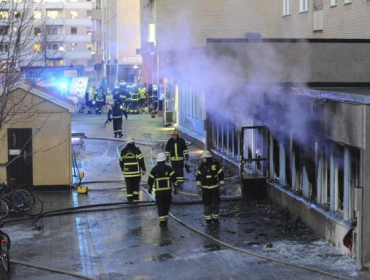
[
  {"x1": 15, "y1": 81, "x2": 76, "y2": 113},
  {"x1": 308, "y1": 87, "x2": 370, "y2": 105}
]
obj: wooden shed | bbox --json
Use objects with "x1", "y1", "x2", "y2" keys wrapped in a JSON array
[{"x1": 0, "y1": 82, "x2": 75, "y2": 189}]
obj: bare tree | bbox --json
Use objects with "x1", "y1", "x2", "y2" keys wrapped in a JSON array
[{"x1": 0, "y1": 0, "x2": 69, "y2": 177}]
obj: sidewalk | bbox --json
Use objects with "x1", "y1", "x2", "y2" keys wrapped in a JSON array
[{"x1": 1, "y1": 112, "x2": 368, "y2": 280}]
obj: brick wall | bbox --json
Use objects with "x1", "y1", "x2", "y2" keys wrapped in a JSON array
[{"x1": 155, "y1": 0, "x2": 370, "y2": 49}]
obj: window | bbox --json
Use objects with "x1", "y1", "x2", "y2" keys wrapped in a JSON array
[
  {"x1": 47, "y1": 43, "x2": 59, "y2": 51},
  {"x1": 283, "y1": 0, "x2": 292, "y2": 15},
  {"x1": 87, "y1": 60, "x2": 93, "y2": 67},
  {"x1": 0, "y1": 26, "x2": 8, "y2": 35},
  {"x1": 14, "y1": 11, "x2": 21, "y2": 19},
  {"x1": 330, "y1": 0, "x2": 337, "y2": 6},
  {"x1": 46, "y1": 10, "x2": 59, "y2": 19},
  {"x1": 33, "y1": 0, "x2": 41, "y2": 2},
  {"x1": 34, "y1": 27, "x2": 41, "y2": 36},
  {"x1": 344, "y1": 0, "x2": 352, "y2": 3},
  {"x1": 70, "y1": 0, "x2": 78, "y2": 2},
  {"x1": 71, "y1": 42, "x2": 77, "y2": 50},
  {"x1": 33, "y1": 10, "x2": 41, "y2": 19},
  {"x1": 86, "y1": 43, "x2": 93, "y2": 51},
  {"x1": 47, "y1": 27, "x2": 58, "y2": 35},
  {"x1": 87, "y1": 11, "x2": 92, "y2": 18},
  {"x1": 34, "y1": 43, "x2": 41, "y2": 52},
  {"x1": 70, "y1": 10, "x2": 78, "y2": 19},
  {"x1": 0, "y1": 11, "x2": 9, "y2": 19},
  {"x1": 87, "y1": 27, "x2": 92, "y2": 35},
  {"x1": 71, "y1": 60, "x2": 78, "y2": 65},
  {"x1": 299, "y1": 0, "x2": 309, "y2": 12},
  {"x1": 71, "y1": 27, "x2": 77, "y2": 35},
  {"x1": 0, "y1": 44, "x2": 9, "y2": 53}
]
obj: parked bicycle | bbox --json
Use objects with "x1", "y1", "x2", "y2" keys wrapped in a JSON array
[
  {"x1": 0, "y1": 183, "x2": 43, "y2": 219},
  {"x1": 0, "y1": 223, "x2": 10, "y2": 274}
]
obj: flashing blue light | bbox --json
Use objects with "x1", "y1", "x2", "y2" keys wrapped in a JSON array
[{"x1": 60, "y1": 82, "x2": 68, "y2": 90}]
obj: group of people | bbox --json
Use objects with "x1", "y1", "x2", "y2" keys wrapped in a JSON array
[
  {"x1": 84, "y1": 86, "x2": 107, "y2": 115},
  {"x1": 119, "y1": 129, "x2": 225, "y2": 227}
]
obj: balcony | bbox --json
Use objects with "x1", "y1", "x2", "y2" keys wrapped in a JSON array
[
  {"x1": 92, "y1": 9, "x2": 101, "y2": 20},
  {"x1": 92, "y1": 53, "x2": 102, "y2": 64},
  {"x1": 45, "y1": 2, "x2": 64, "y2": 9},
  {"x1": 45, "y1": 18, "x2": 64, "y2": 26},
  {"x1": 91, "y1": 32, "x2": 102, "y2": 42}
]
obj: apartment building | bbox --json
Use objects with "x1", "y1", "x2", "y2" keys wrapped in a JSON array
[
  {"x1": 92, "y1": 0, "x2": 141, "y2": 89},
  {"x1": 5, "y1": 0, "x2": 95, "y2": 82}
]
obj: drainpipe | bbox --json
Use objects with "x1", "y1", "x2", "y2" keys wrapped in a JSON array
[{"x1": 355, "y1": 185, "x2": 363, "y2": 270}]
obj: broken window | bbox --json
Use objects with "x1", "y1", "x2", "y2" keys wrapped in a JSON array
[{"x1": 272, "y1": 137, "x2": 280, "y2": 180}]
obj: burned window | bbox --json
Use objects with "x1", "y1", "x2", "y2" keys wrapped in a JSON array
[
  {"x1": 273, "y1": 137, "x2": 280, "y2": 179},
  {"x1": 335, "y1": 144, "x2": 345, "y2": 212}
]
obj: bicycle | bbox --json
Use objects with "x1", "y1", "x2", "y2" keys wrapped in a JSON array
[
  {"x1": 0, "y1": 183, "x2": 43, "y2": 219},
  {"x1": 0, "y1": 223, "x2": 10, "y2": 274}
]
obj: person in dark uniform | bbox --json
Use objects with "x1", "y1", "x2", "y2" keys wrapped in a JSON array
[
  {"x1": 196, "y1": 150, "x2": 225, "y2": 226},
  {"x1": 165, "y1": 129, "x2": 189, "y2": 188},
  {"x1": 119, "y1": 137, "x2": 146, "y2": 202},
  {"x1": 148, "y1": 152, "x2": 178, "y2": 227},
  {"x1": 108, "y1": 100, "x2": 124, "y2": 138},
  {"x1": 94, "y1": 90, "x2": 105, "y2": 115}
]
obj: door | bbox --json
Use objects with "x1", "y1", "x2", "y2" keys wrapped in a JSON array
[{"x1": 7, "y1": 128, "x2": 33, "y2": 186}]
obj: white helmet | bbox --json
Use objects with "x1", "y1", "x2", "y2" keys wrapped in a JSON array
[
  {"x1": 126, "y1": 136, "x2": 134, "y2": 143},
  {"x1": 201, "y1": 150, "x2": 212, "y2": 158},
  {"x1": 157, "y1": 152, "x2": 167, "y2": 162}
]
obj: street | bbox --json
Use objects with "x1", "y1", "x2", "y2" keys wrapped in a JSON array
[{"x1": 0, "y1": 113, "x2": 368, "y2": 280}]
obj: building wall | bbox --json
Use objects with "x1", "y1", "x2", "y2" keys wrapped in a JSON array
[
  {"x1": 0, "y1": 88, "x2": 72, "y2": 187},
  {"x1": 28, "y1": 0, "x2": 94, "y2": 73},
  {"x1": 280, "y1": 0, "x2": 370, "y2": 39},
  {"x1": 155, "y1": 0, "x2": 282, "y2": 51},
  {"x1": 92, "y1": 0, "x2": 141, "y2": 87}
]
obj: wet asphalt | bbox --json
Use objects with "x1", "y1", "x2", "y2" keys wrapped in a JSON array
[{"x1": 1, "y1": 112, "x2": 369, "y2": 280}]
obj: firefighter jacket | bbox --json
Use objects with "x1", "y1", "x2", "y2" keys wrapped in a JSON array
[
  {"x1": 119, "y1": 90, "x2": 127, "y2": 101},
  {"x1": 148, "y1": 162, "x2": 177, "y2": 196},
  {"x1": 112, "y1": 103, "x2": 125, "y2": 118},
  {"x1": 165, "y1": 137, "x2": 189, "y2": 162},
  {"x1": 129, "y1": 92, "x2": 140, "y2": 102},
  {"x1": 94, "y1": 92, "x2": 105, "y2": 102},
  {"x1": 196, "y1": 159, "x2": 225, "y2": 189},
  {"x1": 119, "y1": 143, "x2": 146, "y2": 178},
  {"x1": 88, "y1": 88, "x2": 95, "y2": 101},
  {"x1": 139, "y1": 88, "x2": 147, "y2": 100}
]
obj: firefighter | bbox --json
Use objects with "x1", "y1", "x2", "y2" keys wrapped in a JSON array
[
  {"x1": 165, "y1": 129, "x2": 189, "y2": 188},
  {"x1": 87, "y1": 86, "x2": 96, "y2": 114},
  {"x1": 196, "y1": 150, "x2": 225, "y2": 226},
  {"x1": 110, "y1": 100, "x2": 124, "y2": 138},
  {"x1": 128, "y1": 86, "x2": 140, "y2": 114},
  {"x1": 139, "y1": 86, "x2": 147, "y2": 108},
  {"x1": 119, "y1": 137, "x2": 146, "y2": 202},
  {"x1": 119, "y1": 86, "x2": 127, "y2": 105},
  {"x1": 94, "y1": 90, "x2": 105, "y2": 115},
  {"x1": 148, "y1": 152, "x2": 178, "y2": 227}
]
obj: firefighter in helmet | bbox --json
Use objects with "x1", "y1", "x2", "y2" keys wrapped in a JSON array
[
  {"x1": 119, "y1": 137, "x2": 146, "y2": 202},
  {"x1": 107, "y1": 100, "x2": 124, "y2": 138},
  {"x1": 196, "y1": 150, "x2": 225, "y2": 226},
  {"x1": 148, "y1": 152, "x2": 178, "y2": 227},
  {"x1": 165, "y1": 129, "x2": 189, "y2": 188}
]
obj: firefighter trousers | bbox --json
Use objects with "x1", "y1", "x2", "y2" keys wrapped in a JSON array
[
  {"x1": 125, "y1": 176, "x2": 141, "y2": 201},
  {"x1": 113, "y1": 117, "x2": 123, "y2": 136},
  {"x1": 171, "y1": 160, "x2": 184, "y2": 185},
  {"x1": 156, "y1": 195, "x2": 172, "y2": 222},
  {"x1": 202, "y1": 188, "x2": 220, "y2": 221}
]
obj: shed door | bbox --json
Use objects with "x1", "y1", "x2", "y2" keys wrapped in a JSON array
[{"x1": 7, "y1": 128, "x2": 33, "y2": 186}]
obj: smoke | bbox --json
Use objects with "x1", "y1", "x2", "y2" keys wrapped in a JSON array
[{"x1": 155, "y1": 4, "x2": 319, "y2": 148}]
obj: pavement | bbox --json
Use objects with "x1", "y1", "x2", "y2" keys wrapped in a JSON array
[{"x1": 1, "y1": 112, "x2": 369, "y2": 280}]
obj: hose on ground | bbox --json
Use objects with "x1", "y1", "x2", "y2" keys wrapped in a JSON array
[
  {"x1": 10, "y1": 259, "x2": 97, "y2": 280},
  {"x1": 140, "y1": 188, "x2": 351, "y2": 280}
]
